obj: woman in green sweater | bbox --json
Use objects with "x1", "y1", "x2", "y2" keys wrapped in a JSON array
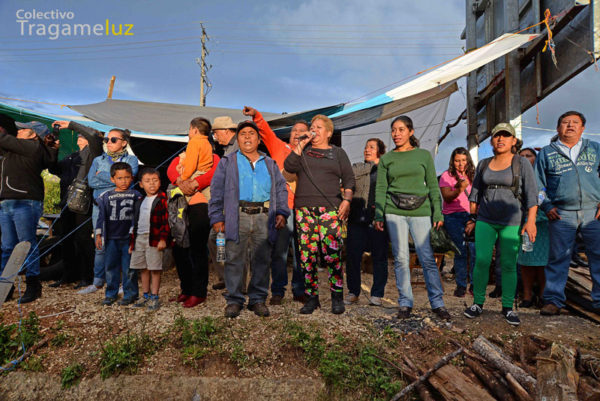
[{"x1": 374, "y1": 116, "x2": 450, "y2": 320}]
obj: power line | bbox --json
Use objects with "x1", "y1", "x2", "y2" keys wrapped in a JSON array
[{"x1": 0, "y1": 47, "x2": 460, "y2": 63}]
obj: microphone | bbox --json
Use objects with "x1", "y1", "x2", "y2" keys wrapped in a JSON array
[{"x1": 297, "y1": 131, "x2": 316, "y2": 141}]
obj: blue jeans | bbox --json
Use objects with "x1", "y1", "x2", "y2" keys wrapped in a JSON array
[
  {"x1": 0, "y1": 200, "x2": 43, "y2": 277},
  {"x1": 92, "y1": 205, "x2": 105, "y2": 287},
  {"x1": 271, "y1": 214, "x2": 305, "y2": 297},
  {"x1": 104, "y1": 239, "x2": 138, "y2": 300},
  {"x1": 346, "y1": 222, "x2": 389, "y2": 298},
  {"x1": 385, "y1": 214, "x2": 445, "y2": 309},
  {"x1": 443, "y1": 212, "x2": 475, "y2": 288},
  {"x1": 544, "y1": 208, "x2": 600, "y2": 308}
]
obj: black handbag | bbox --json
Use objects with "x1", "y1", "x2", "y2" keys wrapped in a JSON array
[
  {"x1": 66, "y1": 179, "x2": 91, "y2": 214},
  {"x1": 390, "y1": 192, "x2": 427, "y2": 210}
]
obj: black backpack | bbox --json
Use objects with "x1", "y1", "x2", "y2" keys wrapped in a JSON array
[{"x1": 479, "y1": 155, "x2": 521, "y2": 200}]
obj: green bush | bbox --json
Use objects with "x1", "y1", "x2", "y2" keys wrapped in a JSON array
[
  {"x1": 42, "y1": 170, "x2": 61, "y2": 214},
  {"x1": 284, "y1": 321, "x2": 403, "y2": 401},
  {"x1": 0, "y1": 312, "x2": 42, "y2": 366},
  {"x1": 175, "y1": 316, "x2": 223, "y2": 363},
  {"x1": 61, "y1": 363, "x2": 84, "y2": 389},
  {"x1": 99, "y1": 331, "x2": 154, "y2": 379}
]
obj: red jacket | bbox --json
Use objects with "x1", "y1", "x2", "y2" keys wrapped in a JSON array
[{"x1": 130, "y1": 191, "x2": 171, "y2": 250}]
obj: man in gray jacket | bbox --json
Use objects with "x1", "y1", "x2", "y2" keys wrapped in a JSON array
[{"x1": 209, "y1": 121, "x2": 289, "y2": 318}]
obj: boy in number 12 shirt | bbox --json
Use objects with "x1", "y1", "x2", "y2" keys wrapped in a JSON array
[{"x1": 95, "y1": 162, "x2": 141, "y2": 306}]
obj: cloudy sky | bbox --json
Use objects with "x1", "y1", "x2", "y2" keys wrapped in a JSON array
[{"x1": 1, "y1": 0, "x2": 599, "y2": 170}]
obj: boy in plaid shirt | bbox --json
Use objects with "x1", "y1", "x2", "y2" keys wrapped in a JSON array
[{"x1": 130, "y1": 168, "x2": 170, "y2": 310}]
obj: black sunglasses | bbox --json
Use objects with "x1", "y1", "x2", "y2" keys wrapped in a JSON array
[
  {"x1": 493, "y1": 131, "x2": 513, "y2": 138},
  {"x1": 103, "y1": 137, "x2": 124, "y2": 144}
]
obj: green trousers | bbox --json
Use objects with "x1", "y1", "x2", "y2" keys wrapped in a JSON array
[{"x1": 473, "y1": 221, "x2": 520, "y2": 308}]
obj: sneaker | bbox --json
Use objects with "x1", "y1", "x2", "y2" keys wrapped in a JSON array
[
  {"x1": 453, "y1": 286, "x2": 466, "y2": 297},
  {"x1": 118, "y1": 285, "x2": 124, "y2": 296},
  {"x1": 433, "y1": 307, "x2": 452, "y2": 321},
  {"x1": 397, "y1": 306, "x2": 412, "y2": 319},
  {"x1": 369, "y1": 296, "x2": 383, "y2": 306},
  {"x1": 102, "y1": 297, "x2": 117, "y2": 306},
  {"x1": 540, "y1": 303, "x2": 561, "y2": 316},
  {"x1": 78, "y1": 284, "x2": 100, "y2": 295},
  {"x1": 464, "y1": 304, "x2": 483, "y2": 319},
  {"x1": 118, "y1": 297, "x2": 136, "y2": 306},
  {"x1": 73, "y1": 281, "x2": 91, "y2": 290},
  {"x1": 134, "y1": 298, "x2": 149, "y2": 308},
  {"x1": 503, "y1": 309, "x2": 520, "y2": 326},
  {"x1": 224, "y1": 303, "x2": 243, "y2": 318},
  {"x1": 269, "y1": 295, "x2": 283, "y2": 306},
  {"x1": 468, "y1": 284, "x2": 474, "y2": 296},
  {"x1": 147, "y1": 298, "x2": 160, "y2": 311},
  {"x1": 248, "y1": 302, "x2": 270, "y2": 317},
  {"x1": 344, "y1": 293, "x2": 359, "y2": 305}
]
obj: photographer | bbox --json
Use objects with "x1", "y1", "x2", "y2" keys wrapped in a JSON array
[
  {"x1": 0, "y1": 116, "x2": 58, "y2": 304},
  {"x1": 48, "y1": 120, "x2": 104, "y2": 289}
]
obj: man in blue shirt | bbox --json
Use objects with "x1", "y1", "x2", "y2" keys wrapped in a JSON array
[
  {"x1": 209, "y1": 121, "x2": 289, "y2": 318},
  {"x1": 536, "y1": 111, "x2": 600, "y2": 315}
]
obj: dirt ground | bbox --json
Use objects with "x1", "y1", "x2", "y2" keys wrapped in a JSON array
[{"x1": 1, "y1": 257, "x2": 599, "y2": 400}]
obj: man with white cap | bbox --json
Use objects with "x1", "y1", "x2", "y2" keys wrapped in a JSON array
[
  {"x1": 0, "y1": 118, "x2": 58, "y2": 303},
  {"x1": 209, "y1": 115, "x2": 243, "y2": 290},
  {"x1": 212, "y1": 116, "x2": 239, "y2": 156}
]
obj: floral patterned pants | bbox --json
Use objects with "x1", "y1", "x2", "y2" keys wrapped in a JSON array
[{"x1": 295, "y1": 207, "x2": 343, "y2": 296}]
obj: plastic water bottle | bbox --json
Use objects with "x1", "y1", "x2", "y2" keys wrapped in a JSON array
[
  {"x1": 538, "y1": 188, "x2": 546, "y2": 206},
  {"x1": 216, "y1": 232, "x2": 226, "y2": 263},
  {"x1": 522, "y1": 233, "x2": 533, "y2": 252}
]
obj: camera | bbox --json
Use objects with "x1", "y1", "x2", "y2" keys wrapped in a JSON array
[{"x1": 44, "y1": 124, "x2": 60, "y2": 146}]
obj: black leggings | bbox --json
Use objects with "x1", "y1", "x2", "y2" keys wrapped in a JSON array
[{"x1": 173, "y1": 203, "x2": 210, "y2": 297}]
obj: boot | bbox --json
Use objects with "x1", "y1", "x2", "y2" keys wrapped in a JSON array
[
  {"x1": 18, "y1": 276, "x2": 42, "y2": 304},
  {"x1": 331, "y1": 292, "x2": 345, "y2": 315},
  {"x1": 299, "y1": 295, "x2": 320, "y2": 314}
]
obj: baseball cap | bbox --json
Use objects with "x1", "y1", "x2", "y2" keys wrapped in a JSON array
[
  {"x1": 15, "y1": 121, "x2": 50, "y2": 138},
  {"x1": 212, "y1": 116, "x2": 237, "y2": 130},
  {"x1": 236, "y1": 120, "x2": 259, "y2": 134},
  {"x1": 490, "y1": 122, "x2": 516, "y2": 138}
]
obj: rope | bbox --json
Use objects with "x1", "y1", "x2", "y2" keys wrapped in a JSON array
[
  {"x1": 541, "y1": 9, "x2": 558, "y2": 67},
  {"x1": 0, "y1": 140, "x2": 185, "y2": 372}
]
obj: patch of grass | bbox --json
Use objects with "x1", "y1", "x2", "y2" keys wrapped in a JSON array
[
  {"x1": 0, "y1": 311, "x2": 42, "y2": 366},
  {"x1": 99, "y1": 330, "x2": 155, "y2": 379},
  {"x1": 50, "y1": 331, "x2": 73, "y2": 347},
  {"x1": 21, "y1": 355, "x2": 44, "y2": 372},
  {"x1": 61, "y1": 363, "x2": 84, "y2": 389},
  {"x1": 284, "y1": 321, "x2": 325, "y2": 365},
  {"x1": 229, "y1": 342, "x2": 250, "y2": 368},
  {"x1": 284, "y1": 321, "x2": 403, "y2": 401},
  {"x1": 175, "y1": 315, "x2": 224, "y2": 364}
]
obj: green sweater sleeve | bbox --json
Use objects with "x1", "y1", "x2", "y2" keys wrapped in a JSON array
[
  {"x1": 424, "y1": 152, "x2": 443, "y2": 222},
  {"x1": 374, "y1": 155, "x2": 389, "y2": 222}
]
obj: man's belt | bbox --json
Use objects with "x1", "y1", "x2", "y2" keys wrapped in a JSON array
[{"x1": 239, "y1": 200, "x2": 269, "y2": 215}]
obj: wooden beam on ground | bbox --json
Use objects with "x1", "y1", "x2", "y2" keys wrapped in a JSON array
[{"x1": 472, "y1": 336, "x2": 537, "y2": 395}]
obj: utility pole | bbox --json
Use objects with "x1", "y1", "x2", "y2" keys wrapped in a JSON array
[{"x1": 196, "y1": 23, "x2": 210, "y2": 107}]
